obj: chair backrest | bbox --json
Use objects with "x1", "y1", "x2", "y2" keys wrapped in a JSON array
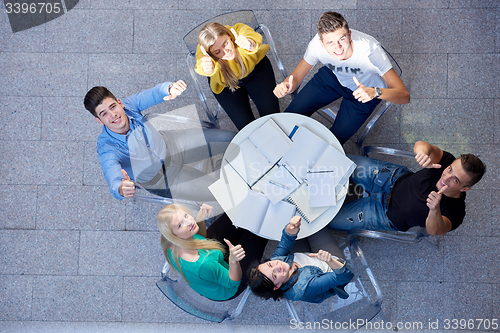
[
  {"x1": 156, "y1": 261, "x2": 251, "y2": 323},
  {"x1": 284, "y1": 237, "x2": 383, "y2": 331}
]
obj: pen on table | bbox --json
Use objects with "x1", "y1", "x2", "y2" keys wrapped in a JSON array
[
  {"x1": 269, "y1": 180, "x2": 290, "y2": 189},
  {"x1": 307, "y1": 170, "x2": 335, "y2": 174}
]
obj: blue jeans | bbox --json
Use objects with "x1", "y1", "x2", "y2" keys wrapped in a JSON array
[
  {"x1": 285, "y1": 66, "x2": 380, "y2": 144},
  {"x1": 328, "y1": 154, "x2": 410, "y2": 231}
]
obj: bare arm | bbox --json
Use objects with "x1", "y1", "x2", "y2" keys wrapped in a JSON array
[
  {"x1": 425, "y1": 186, "x2": 452, "y2": 235},
  {"x1": 413, "y1": 141, "x2": 444, "y2": 168},
  {"x1": 224, "y1": 239, "x2": 245, "y2": 282},
  {"x1": 378, "y1": 68, "x2": 410, "y2": 104},
  {"x1": 274, "y1": 59, "x2": 314, "y2": 98}
]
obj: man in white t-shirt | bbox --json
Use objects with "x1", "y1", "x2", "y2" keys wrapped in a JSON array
[{"x1": 274, "y1": 11, "x2": 410, "y2": 144}]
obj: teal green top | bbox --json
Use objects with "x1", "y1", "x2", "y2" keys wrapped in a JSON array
[{"x1": 167, "y1": 234, "x2": 240, "y2": 300}]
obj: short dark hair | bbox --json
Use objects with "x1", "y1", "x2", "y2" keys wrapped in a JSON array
[
  {"x1": 459, "y1": 154, "x2": 486, "y2": 187},
  {"x1": 84, "y1": 86, "x2": 117, "y2": 117},
  {"x1": 317, "y1": 11, "x2": 349, "y2": 39}
]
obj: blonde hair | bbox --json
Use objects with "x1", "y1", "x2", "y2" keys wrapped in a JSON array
[
  {"x1": 198, "y1": 22, "x2": 247, "y2": 91},
  {"x1": 157, "y1": 204, "x2": 226, "y2": 284}
]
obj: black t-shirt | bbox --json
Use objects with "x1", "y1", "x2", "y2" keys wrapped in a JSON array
[{"x1": 387, "y1": 151, "x2": 466, "y2": 231}]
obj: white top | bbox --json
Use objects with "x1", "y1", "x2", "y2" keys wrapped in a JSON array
[
  {"x1": 304, "y1": 29, "x2": 392, "y2": 92},
  {"x1": 293, "y1": 253, "x2": 332, "y2": 273}
]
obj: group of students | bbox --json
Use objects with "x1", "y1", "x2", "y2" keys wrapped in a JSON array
[{"x1": 84, "y1": 11, "x2": 487, "y2": 304}]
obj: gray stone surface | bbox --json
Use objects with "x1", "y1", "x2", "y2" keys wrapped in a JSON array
[{"x1": 1, "y1": 2, "x2": 499, "y2": 331}]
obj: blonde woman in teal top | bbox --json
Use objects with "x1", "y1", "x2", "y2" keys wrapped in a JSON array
[{"x1": 158, "y1": 203, "x2": 267, "y2": 301}]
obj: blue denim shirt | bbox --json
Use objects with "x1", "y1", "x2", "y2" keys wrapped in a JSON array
[
  {"x1": 272, "y1": 227, "x2": 354, "y2": 303},
  {"x1": 96, "y1": 82, "x2": 172, "y2": 200}
]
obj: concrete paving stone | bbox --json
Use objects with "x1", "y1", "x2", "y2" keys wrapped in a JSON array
[
  {"x1": 0, "y1": 96, "x2": 42, "y2": 140},
  {"x1": 402, "y1": 9, "x2": 496, "y2": 54},
  {"x1": 44, "y1": 9, "x2": 133, "y2": 53},
  {"x1": 0, "y1": 142, "x2": 78, "y2": 187},
  {"x1": 82, "y1": 140, "x2": 107, "y2": 186},
  {"x1": 491, "y1": 192, "x2": 500, "y2": 237},
  {"x1": 0, "y1": 230, "x2": 79, "y2": 275},
  {"x1": 396, "y1": 53, "x2": 448, "y2": 99},
  {"x1": 121, "y1": 276, "x2": 206, "y2": 323},
  {"x1": 256, "y1": 10, "x2": 313, "y2": 56},
  {"x1": 78, "y1": 230, "x2": 164, "y2": 276},
  {"x1": 471, "y1": 145, "x2": 500, "y2": 190},
  {"x1": 493, "y1": 284, "x2": 500, "y2": 319},
  {"x1": 0, "y1": 53, "x2": 88, "y2": 97},
  {"x1": 0, "y1": 275, "x2": 34, "y2": 320},
  {"x1": 125, "y1": 199, "x2": 162, "y2": 231},
  {"x1": 0, "y1": 321, "x2": 77, "y2": 333},
  {"x1": 443, "y1": 236, "x2": 500, "y2": 283},
  {"x1": 90, "y1": 0, "x2": 176, "y2": 10},
  {"x1": 87, "y1": 53, "x2": 177, "y2": 99},
  {"x1": 0, "y1": 11, "x2": 45, "y2": 52},
  {"x1": 41, "y1": 97, "x2": 102, "y2": 141},
  {"x1": 448, "y1": 189, "x2": 493, "y2": 237},
  {"x1": 444, "y1": 282, "x2": 493, "y2": 321},
  {"x1": 376, "y1": 280, "x2": 398, "y2": 324},
  {"x1": 31, "y1": 275, "x2": 123, "y2": 322},
  {"x1": 36, "y1": 185, "x2": 126, "y2": 230},
  {"x1": 358, "y1": 0, "x2": 449, "y2": 8},
  {"x1": 354, "y1": 236, "x2": 444, "y2": 282},
  {"x1": 73, "y1": 322, "x2": 166, "y2": 333},
  {"x1": 161, "y1": 324, "x2": 299, "y2": 333},
  {"x1": 449, "y1": 0, "x2": 500, "y2": 8},
  {"x1": 495, "y1": 99, "x2": 500, "y2": 144},
  {"x1": 0, "y1": 185, "x2": 37, "y2": 229},
  {"x1": 395, "y1": 282, "x2": 448, "y2": 324},
  {"x1": 349, "y1": 10, "x2": 403, "y2": 54},
  {"x1": 133, "y1": 10, "x2": 208, "y2": 54},
  {"x1": 448, "y1": 54, "x2": 499, "y2": 99},
  {"x1": 400, "y1": 99, "x2": 494, "y2": 145}
]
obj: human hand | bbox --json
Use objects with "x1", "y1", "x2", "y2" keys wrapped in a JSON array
[
  {"x1": 195, "y1": 203, "x2": 213, "y2": 222},
  {"x1": 200, "y1": 45, "x2": 214, "y2": 74},
  {"x1": 415, "y1": 152, "x2": 441, "y2": 169},
  {"x1": 118, "y1": 169, "x2": 135, "y2": 198},
  {"x1": 352, "y1": 76, "x2": 376, "y2": 103},
  {"x1": 224, "y1": 239, "x2": 245, "y2": 263},
  {"x1": 286, "y1": 216, "x2": 301, "y2": 235},
  {"x1": 163, "y1": 80, "x2": 187, "y2": 101},
  {"x1": 309, "y1": 249, "x2": 333, "y2": 263},
  {"x1": 231, "y1": 28, "x2": 255, "y2": 51},
  {"x1": 273, "y1": 75, "x2": 294, "y2": 98},
  {"x1": 427, "y1": 185, "x2": 447, "y2": 211}
]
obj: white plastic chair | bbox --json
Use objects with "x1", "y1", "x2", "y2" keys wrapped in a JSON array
[
  {"x1": 156, "y1": 261, "x2": 252, "y2": 323},
  {"x1": 317, "y1": 46, "x2": 403, "y2": 155},
  {"x1": 284, "y1": 237, "x2": 385, "y2": 332},
  {"x1": 183, "y1": 10, "x2": 289, "y2": 128}
]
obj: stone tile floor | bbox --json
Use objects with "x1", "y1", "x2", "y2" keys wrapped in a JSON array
[{"x1": 0, "y1": 1, "x2": 498, "y2": 332}]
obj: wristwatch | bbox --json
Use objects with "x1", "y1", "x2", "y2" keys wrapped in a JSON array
[{"x1": 374, "y1": 87, "x2": 382, "y2": 98}]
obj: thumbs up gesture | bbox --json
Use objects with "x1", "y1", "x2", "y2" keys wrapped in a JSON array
[
  {"x1": 352, "y1": 76, "x2": 377, "y2": 103},
  {"x1": 224, "y1": 238, "x2": 246, "y2": 263},
  {"x1": 415, "y1": 152, "x2": 442, "y2": 169},
  {"x1": 118, "y1": 169, "x2": 135, "y2": 198},
  {"x1": 200, "y1": 45, "x2": 214, "y2": 75},
  {"x1": 231, "y1": 28, "x2": 255, "y2": 51},
  {"x1": 273, "y1": 75, "x2": 294, "y2": 98}
]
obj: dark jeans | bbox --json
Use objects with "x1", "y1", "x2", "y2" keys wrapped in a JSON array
[
  {"x1": 212, "y1": 56, "x2": 280, "y2": 130},
  {"x1": 207, "y1": 213, "x2": 268, "y2": 298},
  {"x1": 285, "y1": 66, "x2": 381, "y2": 144}
]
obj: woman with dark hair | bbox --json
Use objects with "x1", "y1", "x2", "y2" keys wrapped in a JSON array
[
  {"x1": 248, "y1": 216, "x2": 353, "y2": 303},
  {"x1": 195, "y1": 22, "x2": 279, "y2": 130}
]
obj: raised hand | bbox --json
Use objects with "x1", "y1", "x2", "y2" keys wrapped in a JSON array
[
  {"x1": 427, "y1": 185, "x2": 448, "y2": 211},
  {"x1": 273, "y1": 75, "x2": 294, "y2": 98},
  {"x1": 224, "y1": 239, "x2": 246, "y2": 263},
  {"x1": 118, "y1": 169, "x2": 135, "y2": 198},
  {"x1": 231, "y1": 28, "x2": 255, "y2": 51},
  {"x1": 286, "y1": 216, "x2": 301, "y2": 235},
  {"x1": 309, "y1": 249, "x2": 333, "y2": 263},
  {"x1": 195, "y1": 203, "x2": 213, "y2": 222},
  {"x1": 415, "y1": 152, "x2": 441, "y2": 169},
  {"x1": 200, "y1": 45, "x2": 214, "y2": 75},
  {"x1": 352, "y1": 76, "x2": 376, "y2": 103},
  {"x1": 163, "y1": 80, "x2": 187, "y2": 101}
]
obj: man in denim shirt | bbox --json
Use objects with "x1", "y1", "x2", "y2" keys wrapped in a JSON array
[{"x1": 84, "y1": 81, "x2": 235, "y2": 201}]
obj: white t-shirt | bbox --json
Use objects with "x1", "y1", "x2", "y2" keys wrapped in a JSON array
[
  {"x1": 293, "y1": 253, "x2": 332, "y2": 273},
  {"x1": 303, "y1": 29, "x2": 392, "y2": 92}
]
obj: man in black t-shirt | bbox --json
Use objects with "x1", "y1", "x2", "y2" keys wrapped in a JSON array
[{"x1": 328, "y1": 141, "x2": 486, "y2": 236}]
